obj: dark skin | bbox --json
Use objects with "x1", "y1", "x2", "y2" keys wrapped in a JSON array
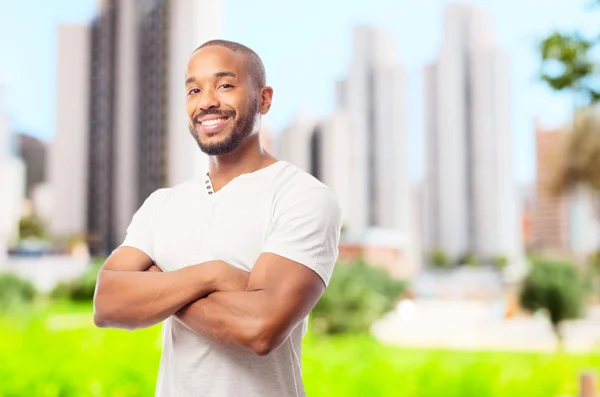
[{"x1": 94, "y1": 45, "x2": 326, "y2": 356}]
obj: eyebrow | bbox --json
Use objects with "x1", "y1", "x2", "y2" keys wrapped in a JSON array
[
  {"x1": 215, "y1": 71, "x2": 237, "y2": 79},
  {"x1": 185, "y1": 71, "x2": 237, "y2": 85}
]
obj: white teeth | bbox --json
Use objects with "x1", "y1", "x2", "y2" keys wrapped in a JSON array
[{"x1": 202, "y1": 118, "x2": 225, "y2": 126}]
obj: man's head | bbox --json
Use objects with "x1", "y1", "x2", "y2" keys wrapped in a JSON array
[{"x1": 186, "y1": 40, "x2": 273, "y2": 156}]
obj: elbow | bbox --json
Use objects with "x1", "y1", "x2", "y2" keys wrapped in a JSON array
[
  {"x1": 93, "y1": 291, "x2": 137, "y2": 330},
  {"x1": 250, "y1": 337, "x2": 276, "y2": 356},
  {"x1": 92, "y1": 275, "x2": 111, "y2": 328},
  {"x1": 246, "y1": 320, "x2": 281, "y2": 356},
  {"x1": 93, "y1": 295, "x2": 112, "y2": 328},
  {"x1": 93, "y1": 304, "x2": 139, "y2": 330},
  {"x1": 93, "y1": 311, "x2": 108, "y2": 328}
]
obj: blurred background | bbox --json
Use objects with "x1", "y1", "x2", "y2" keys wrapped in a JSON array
[{"x1": 1, "y1": 0, "x2": 600, "y2": 396}]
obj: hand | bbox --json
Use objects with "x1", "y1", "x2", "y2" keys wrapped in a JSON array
[{"x1": 211, "y1": 260, "x2": 250, "y2": 292}]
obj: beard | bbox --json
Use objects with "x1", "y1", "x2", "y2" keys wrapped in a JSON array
[{"x1": 189, "y1": 98, "x2": 259, "y2": 156}]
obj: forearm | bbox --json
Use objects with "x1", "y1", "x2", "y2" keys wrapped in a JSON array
[
  {"x1": 176, "y1": 291, "x2": 280, "y2": 355},
  {"x1": 93, "y1": 264, "x2": 216, "y2": 330}
]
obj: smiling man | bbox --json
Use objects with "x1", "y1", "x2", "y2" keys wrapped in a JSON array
[{"x1": 92, "y1": 40, "x2": 342, "y2": 397}]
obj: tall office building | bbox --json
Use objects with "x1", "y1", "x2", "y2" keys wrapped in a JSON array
[
  {"x1": 49, "y1": 25, "x2": 90, "y2": 242},
  {"x1": 166, "y1": 0, "x2": 219, "y2": 187},
  {"x1": 278, "y1": 111, "x2": 353, "y2": 230},
  {"x1": 79, "y1": 0, "x2": 220, "y2": 256},
  {"x1": 87, "y1": 3, "x2": 117, "y2": 255},
  {"x1": 531, "y1": 122, "x2": 600, "y2": 255},
  {"x1": 424, "y1": 4, "x2": 523, "y2": 263},
  {"x1": 16, "y1": 133, "x2": 47, "y2": 198},
  {"x1": 0, "y1": 90, "x2": 26, "y2": 266},
  {"x1": 336, "y1": 26, "x2": 410, "y2": 236},
  {"x1": 531, "y1": 124, "x2": 569, "y2": 251},
  {"x1": 279, "y1": 26, "x2": 411, "y2": 236},
  {"x1": 278, "y1": 26, "x2": 421, "y2": 275}
]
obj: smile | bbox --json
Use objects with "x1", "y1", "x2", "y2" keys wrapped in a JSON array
[
  {"x1": 197, "y1": 116, "x2": 231, "y2": 135},
  {"x1": 200, "y1": 117, "x2": 228, "y2": 126}
]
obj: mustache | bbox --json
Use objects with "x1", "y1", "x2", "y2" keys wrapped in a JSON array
[{"x1": 193, "y1": 109, "x2": 236, "y2": 125}]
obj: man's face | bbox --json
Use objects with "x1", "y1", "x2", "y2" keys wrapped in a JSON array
[{"x1": 185, "y1": 46, "x2": 262, "y2": 156}]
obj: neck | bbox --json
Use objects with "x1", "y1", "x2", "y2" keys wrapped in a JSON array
[{"x1": 207, "y1": 133, "x2": 276, "y2": 182}]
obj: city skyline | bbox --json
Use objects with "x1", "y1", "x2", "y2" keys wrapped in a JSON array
[
  {"x1": 278, "y1": 25, "x2": 421, "y2": 275},
  {"x1": 424, "y1": 3, "x2": 523, "y2": 263},
  {"x1": 50, "y1": 0, "x2": 221, "y2": 256},
  {"x1": 0, "y1": 0, "x2": 597, "y2": 185}
]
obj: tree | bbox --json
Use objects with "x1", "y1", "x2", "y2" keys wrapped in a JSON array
[
  {"x1": 538, "y1": 6, "x2": 600, "y2": 255},
  {"x1": 311, "y1": 258, "x2": 407, "y2": 334},
  {"x1": 18, "y1": 214, "x2": 46, "y2": 240},
  {"x1": 539, "y1": 32, "x2": 599, "y2": 106},
  {"x1": 519, "y1": 259, "x2": 585, "y2": 348},
  {"x1": 427, "y1": 248, "x2": 451, "y2": 269}
]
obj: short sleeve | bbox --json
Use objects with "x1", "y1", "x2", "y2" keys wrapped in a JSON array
[
  {"x1": 119, "y1": 189, "x2": 165, "y2": 261},
  {"x1": 262, "y1": 187, "x2": 342, "y2": 286}
]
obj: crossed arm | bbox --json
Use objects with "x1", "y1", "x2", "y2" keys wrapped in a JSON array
[{"x1": 93, "y1": 247, "x2": 325, "y2": 355}]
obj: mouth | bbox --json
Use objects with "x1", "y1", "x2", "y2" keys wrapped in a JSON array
[{"x1": 196, "y1": 116, "x2": 231, "y2": 135}]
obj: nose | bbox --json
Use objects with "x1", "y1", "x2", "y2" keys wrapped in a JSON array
[{"x1": 198, "y1": 88, "x2": 220, "y2": 111}]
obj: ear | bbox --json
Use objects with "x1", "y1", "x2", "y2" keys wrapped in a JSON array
[{"x1": 258, "y1": 86, "x2": 274, "y2": 115}]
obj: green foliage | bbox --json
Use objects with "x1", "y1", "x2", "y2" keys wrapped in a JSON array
[
  {"x1": 587, "y1": 250, "x2": 600, "y2": 295},
  {"x1": 303, "y1": 335, "x2": 600, "y2": 397},
  {"x1": 492, "y1": 255, "x2": 509, "y2": 270},
  {"x1": 0, "y1": 273, "x2": 36, "y2": 312},
  {"x1": 18, "y1": 213, "x2": 47, "y2": 240},
  {"x1": 519, "y1": 259, "x2": 585, "y2": 344},
  {"x1": 590, "y1": 249, "x2": 600, "y2": 270},
  {"x1": 540, "y1": 32, "x2": 598, "y2": 104},
  {"x1": 311, "y1": 259, "x2": 407, "y2": 335},
  {"x1": 427, "y1": 248, "x2": 451, "y2": 269},
  {"x1": 1, "y1": 305, "x2": 600, "y2": 397},
  {"x1": 457, "y1": 251, "x2": 479, "y2": 267},
  {"x1": 51, "y1": 263, "x2": 102, "y2": 302}
]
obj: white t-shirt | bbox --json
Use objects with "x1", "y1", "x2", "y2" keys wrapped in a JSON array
[{"x1": 120, "y1": 160, "x2": 342, "y2": 397}]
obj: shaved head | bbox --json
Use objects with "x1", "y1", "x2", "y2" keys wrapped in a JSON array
[{"x1": 195, "y1": 40, "x2": 266, "y2": 89}]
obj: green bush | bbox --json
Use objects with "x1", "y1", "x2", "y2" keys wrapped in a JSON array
[
  {"x1": 0, "y1": 272, "x2": 37, "y2": 312},
  {"x1": 51, "y1": 263, "x2": 102, "y2": 302},
  {"x1": 311, "y1": 258, "x2": 407, "y2": 335},
  {"x1": 492, "y1": 254, "x2": 509, "y2": 270},
  {"x1": 19, "y1": 213, "x2": 46, "y2": 240},
  {"x1": 519, "y1": 259, "x2": 585, "y2": 346},
  {"x1": 457, "y1": 251, "x2": 479, "y2": 267},
  {"x1": 427, "y1": 248, "x2": 451, "y2": 269}
]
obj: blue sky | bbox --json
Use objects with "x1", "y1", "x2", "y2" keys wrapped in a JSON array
[{"x1": 0, "y1": 0, "x2": 597, "y2": 183}]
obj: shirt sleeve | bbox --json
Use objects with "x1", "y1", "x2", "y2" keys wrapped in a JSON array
[
  {"x1": 119, "y1": 189, "x2": 165, "y2": 261},
  {"x1": 261, "y1": 187, "x2": 342, "y2": 286}
]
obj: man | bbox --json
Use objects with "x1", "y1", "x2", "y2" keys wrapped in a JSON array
[{"x1": 93, "y1": 39, "x2": 342, "y2": 397}]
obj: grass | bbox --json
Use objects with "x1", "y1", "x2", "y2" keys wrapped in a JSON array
[
  {"x1": 1, "y1": 303, "x2": 599, "y2": 397},
  {"x1": 303, "y1": 335, "x2": 600, "y2": 397}
]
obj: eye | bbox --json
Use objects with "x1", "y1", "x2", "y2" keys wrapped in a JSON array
[
  {"x1": 218, "y1": 84, "x2": 233, "y2": 90},
  {"x1": 187, "y1": 88, "x2": 200, "y2": 96}
]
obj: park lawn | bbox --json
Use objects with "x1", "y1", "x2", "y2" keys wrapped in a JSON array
[{"x1": 0, "y1": 304, "x2": 599, "y2": 397}]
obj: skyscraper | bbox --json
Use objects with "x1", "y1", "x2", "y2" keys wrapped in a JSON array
[
  {"x1": 531, "y1": 123, "x2": 569, "y2": 251},
  {"x1": 424, "y1": 4, "x2": 523, "y2": 263},
  {"x1": 51, "y1": 0, "x2": 220, "y2": 256},
  {"x1": 49, "y1": 24, "x2": 90, "y2": 243},
  {"x1": 531, "y1": 121, "x2": 600, "y2": 256},
  {"x1": 279, "y1": 26, "x2": 411, "y2": 237},
  {"x1": 278, "y1": 26, "x2": 421, "y2": 275},
  {"x1": 87, "y1": 3, "x2": 117, "y2": 255},
  {"x1": 277, "y1": 111, "x2": 353, "y2": 230},
  {"x1": 337, "y1": 26, "x2": 410, "y2": 236},
  {"x1": 16, "y1": 133, "x2": 47, "y2": 198},
  {"x1": 0, "y1": 89, "x2": 26, "y2": 266}
]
